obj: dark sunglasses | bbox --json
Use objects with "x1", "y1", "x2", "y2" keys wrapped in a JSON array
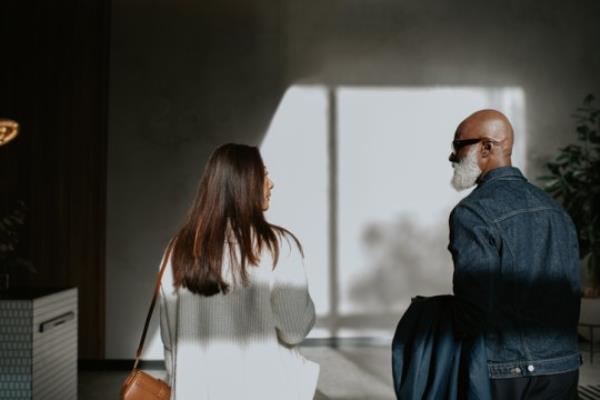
[{"x1": 451, "y1": 137, "x2": 499, "y2": 153}]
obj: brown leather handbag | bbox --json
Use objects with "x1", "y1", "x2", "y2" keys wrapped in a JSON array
[{"x1": 120, "y1": 253, "x2": 172, "y2": 400}]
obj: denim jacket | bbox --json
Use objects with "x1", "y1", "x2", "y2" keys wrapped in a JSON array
[{"x1": 448, "y1": 167, "x2": 582, "y2": 379}]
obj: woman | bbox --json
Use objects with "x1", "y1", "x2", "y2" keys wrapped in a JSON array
[{"x1": 159, "y1": 143, "x2": 319, "y2": 400}]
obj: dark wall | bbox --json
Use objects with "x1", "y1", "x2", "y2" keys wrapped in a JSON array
[
  {"x1": 0, "y1": 0, "x2": 110, "y2": 359},
  {"x1": 106, "y1": 0, "x2": 286, "y2": 358}
]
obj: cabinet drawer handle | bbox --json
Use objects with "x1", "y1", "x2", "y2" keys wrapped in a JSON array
[{"x1": 39, "y1": 311, "x2": 75, "y2": 333}]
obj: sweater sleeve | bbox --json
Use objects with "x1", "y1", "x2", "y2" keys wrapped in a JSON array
[
  {"x1": 159, "y1": 256, "x2": 177, "y2": 385},
  {"x1": 271, "y1": 237, "x2": 316, "y2": 345}
]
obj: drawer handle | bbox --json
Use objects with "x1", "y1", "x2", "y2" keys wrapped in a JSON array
[{"x1": 39, "y1": 312, "x2": 75, "y2": 333}]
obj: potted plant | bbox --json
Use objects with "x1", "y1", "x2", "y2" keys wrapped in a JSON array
[
  {"x1": 540, "y1": 94, "x2": 600, "y2": 343},
  {"x1": 0, "y1": 201, "x2": 34, "y2": 290}
]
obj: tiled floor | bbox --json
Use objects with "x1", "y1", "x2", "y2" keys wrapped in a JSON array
[
  {"x1": 80, "y1": 345, "x2": 600, "y2": 399},
  {"x1": 581, "y1": 349, "x2": 600, "y2": 387}
]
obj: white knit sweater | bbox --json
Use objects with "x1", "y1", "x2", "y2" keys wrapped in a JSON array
[{"x1": 159, "y1": 236, "x2": 319, "y2": 400}]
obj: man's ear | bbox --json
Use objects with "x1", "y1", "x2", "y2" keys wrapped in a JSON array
[{"x1": 480, "y1": 141, "x2": 493, "y2": 158}]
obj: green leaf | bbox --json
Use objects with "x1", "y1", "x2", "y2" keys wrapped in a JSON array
[
  {"x1": 577, "y1": 125, "x2": 590, "y2": 134},
  {"x1": 546, "y1": 162, "x2": 561, "y2": 175},
  {"x1": 540, "y1": 177, "x2": 562, "y2": 190},
  {"x1": 584, "y1": 94, "x2": 595, "y2": 106},
  {"x1": 557, "y1": 153, "x2": 570, "y2": 162},
  {"x1": 562, "y1": 144, "x2": 583, "y2": 155}
]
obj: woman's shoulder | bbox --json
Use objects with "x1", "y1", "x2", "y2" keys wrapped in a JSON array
[
  {"x1": 159, "y1": 251, "x2": 177, "y2": 295},
  {"x1": 272, "y1": 229, "x2": 303, "y2": 258}
]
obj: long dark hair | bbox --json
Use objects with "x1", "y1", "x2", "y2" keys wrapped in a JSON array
[{"x1": 167, "y1": 143, "x2": 301, "y2": 296}]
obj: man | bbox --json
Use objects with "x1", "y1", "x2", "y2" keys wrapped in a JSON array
[{"x1": 448, "y1": 110, "x2": 582, "y2": 399}]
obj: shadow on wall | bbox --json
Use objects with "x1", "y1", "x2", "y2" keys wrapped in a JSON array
[{"x1": 350, "y1": 213, "x2": 453, "y2": 312}]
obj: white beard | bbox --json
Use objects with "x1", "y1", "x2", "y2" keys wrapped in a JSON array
[{"x1": 451, "y1": 147, "x2": 481, "y2": 191}]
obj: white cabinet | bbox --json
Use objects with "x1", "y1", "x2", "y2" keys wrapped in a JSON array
[{"x1": 0, "y1": 288, "x2": 78, "y2": 400}]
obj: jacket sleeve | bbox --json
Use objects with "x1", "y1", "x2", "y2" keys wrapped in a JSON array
[
  {"x1": 448, "y1": 205, "x2": 499, "y2": 337},
  {"x1": 271, "y1": 238, "x2": 316, "y2": 345}
]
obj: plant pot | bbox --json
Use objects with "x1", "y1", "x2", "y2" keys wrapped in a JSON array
[{"x1": 579, "y1": 297, "x2": 600, "y2": 344}]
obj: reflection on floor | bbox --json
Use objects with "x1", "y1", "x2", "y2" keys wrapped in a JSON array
[{"x1": 79, "y1": 346, "x2": 600, "y2": 400}]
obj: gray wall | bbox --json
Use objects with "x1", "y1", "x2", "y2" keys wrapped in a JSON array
[
  {"x1": 107, "y1": 0, "x2": 600, "y2": 358},
  {"x1": 282, "y1": 0, "x2": 600, "y2": 177},
  {"x1": 106, "y1": 0, "x2": 285, "y2": 358}
]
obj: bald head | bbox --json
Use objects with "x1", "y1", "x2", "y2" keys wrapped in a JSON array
[
  {"x1": 456, "y1": 109, "x2": 514, "y2": 158},
  {"x1": 449, "y1": 109, "x2": 514, "y2": 183}
]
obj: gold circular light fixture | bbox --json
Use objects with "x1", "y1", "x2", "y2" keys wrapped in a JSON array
[{"x1": 0, "y1": 119, "x2": 20, "y2": 146}]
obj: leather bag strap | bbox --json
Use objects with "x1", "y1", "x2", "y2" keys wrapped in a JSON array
[{"x1": 132, "y1": 247, "x2": 172, "y2": 371}]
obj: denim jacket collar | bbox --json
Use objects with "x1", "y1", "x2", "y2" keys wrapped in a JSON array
[{"x1": 477, "y1": 166, "x2": 526, "y2": 187}]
